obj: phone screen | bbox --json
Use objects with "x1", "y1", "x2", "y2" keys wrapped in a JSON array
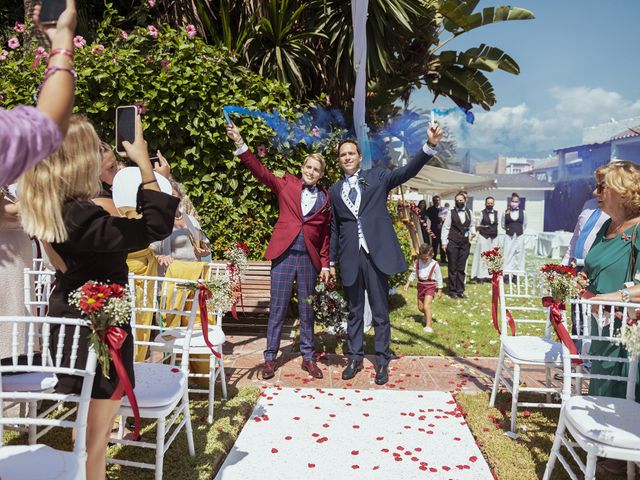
[
  {"x1": 116, "y1": 106, "x2": 136, "y2": 154},
  {"x1": 40, "y1": 0, "x2": 67, "y2": 24},
  {"x1": 149, "y1": 156, "x2": 160, "y2": 167}
]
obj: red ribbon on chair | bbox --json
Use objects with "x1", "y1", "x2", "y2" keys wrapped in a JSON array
[
  {"x1": 541, "y1": 296, "x2": 583, "y2": 365},
  {"x1": 105, "y1": 326, "x2": 141, "y2": 440},
  {"x1": 230, "y1": 280, "x2": 244, "y2": 320},
  {"x1": 491, "y1": 272, "x2": 516, "y2": 336},
  {"x1": 197, "y1": 283, "x2": 222, "y2": 359}
]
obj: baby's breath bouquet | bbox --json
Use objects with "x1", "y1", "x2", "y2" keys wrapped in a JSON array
[
  {"x1": 68, "y1": 281, "x2": 132, "y2": 378},
  {"x1": 540, "y1": 264, "x2": 589, "y2": 302},
  {"x1": 616, "y1": 316, "x2": 640, "y2": 358},
  {"x1": 203, "y1": 274, "x2": 235, "y2": 313},
  {"x1": 481, "y1": 247, "x2": 503, "y2": 275}
]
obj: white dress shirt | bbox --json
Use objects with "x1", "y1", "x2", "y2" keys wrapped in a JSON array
[
  {"x1": 341, "y1": 170, "x2": 369, "y2": 253},
  {"x1": 562, "y1": 198, "x2": 610, "y2": 265},
  {"x1": 408, "y1": 258, "x2": 443, "y2": 288},
  {"x1": 441, "y1": 208, "x2": 476, "y2": 246}
]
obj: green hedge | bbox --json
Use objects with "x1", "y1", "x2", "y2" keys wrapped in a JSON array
[{"x1": 0, "y1": 7, "x2": 345, "y2": 259}]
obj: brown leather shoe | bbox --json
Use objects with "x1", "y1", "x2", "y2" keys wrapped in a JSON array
[
  {"x1": 262, "y1": 361, "x2": 276, "y2": 379},
  {"x1": 301, "y1": 360, "x2": 323, "y2": 379}
]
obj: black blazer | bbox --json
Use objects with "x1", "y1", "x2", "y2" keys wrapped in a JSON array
[{"x1": 329, "y1": 149, "x2": 434, "y2": 286}]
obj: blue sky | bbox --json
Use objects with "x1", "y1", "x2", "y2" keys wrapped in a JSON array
[{"x1": 410, "y1": 0, "x2": 640, "y2": 157}]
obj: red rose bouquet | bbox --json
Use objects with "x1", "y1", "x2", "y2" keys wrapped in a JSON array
[
  {"x1": 68, "y1": 281, "x2": 132, "y2": 378},
  {"x1": 481, "y1": 247, "x2": 503, "y2": 275},
  {"x1": 540, "y1": 264, "x2": 589, "y2": 302}
]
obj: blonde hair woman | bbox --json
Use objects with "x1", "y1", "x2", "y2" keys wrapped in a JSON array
[{"x1": 18, "y1": 113, "x2": 179, "y2": 480}]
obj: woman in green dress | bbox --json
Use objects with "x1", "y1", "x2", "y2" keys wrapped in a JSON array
[{"x1": 585, "y1": 160, "x2": 640, "y2": 401}]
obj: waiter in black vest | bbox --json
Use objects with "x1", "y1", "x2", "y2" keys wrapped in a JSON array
[
  {"x1": 502, "y1": 192, "x2": 527, "y2": 279},
  {"x1": 470, "y1": 196, "x2": 499, "y2": 283},
  {"x1": 441, "y1": 191, "x2": 476, "y2": 298}
]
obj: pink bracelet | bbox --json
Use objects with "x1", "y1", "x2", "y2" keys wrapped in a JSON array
[
  {"x1": 35, "y1": 66, "x2": 77, "y2": 100},
  {"x1": 49, "y1": 48, "x2": 74, "y2": 60}
]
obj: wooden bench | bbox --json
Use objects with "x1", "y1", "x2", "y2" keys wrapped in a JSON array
[{"x1": 212, "y1": 260, "x2": 296, "y2": 329}]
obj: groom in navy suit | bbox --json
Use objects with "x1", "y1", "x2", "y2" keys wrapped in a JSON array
[{"x1": 329, "y1": 123, "x2": 443, "y2": 385}]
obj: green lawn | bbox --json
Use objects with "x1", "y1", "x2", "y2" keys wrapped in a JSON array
[
  {"x1": 311, "y1": 251, "x2": 553, "y2": 357},
  {"x1": 457, "y1": 391, "x2": 627, "y2": 480},
  {"x1": 3, "y1": 386, "x2": 260, "y2": 480}
]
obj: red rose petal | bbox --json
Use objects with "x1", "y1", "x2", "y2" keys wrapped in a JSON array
[
  {"x1": 376, "y1": 436, "x2": 384, "y2": 441},
  {"x1": 351, "y1": 450, "x2": 359, "y2": 455},
  {"x1": 442, "y1": 466, "x2": 451, "y2": 471},
  {"x1": 351, "y1": 465, "x2": 360, "y2": 469},
  {"x1": 285, "y1": 436, "x2": 292, "y2": 440},
  {"x1": 307, "y1": 463, "x2": 315, "y2": 468},
  {"x1": 469, "y1": 456, "x2": 478, "y2": 463},
  {"x1": 271, "y1": 448, "x2": 278, "y2": 454}
]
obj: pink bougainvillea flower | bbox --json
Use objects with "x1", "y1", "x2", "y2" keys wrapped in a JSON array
[
  {"x1": 148, "y1": 0, "x2": 156, "y2": 7},
  {"x1": 14, "y1": 22, "x2": 25, "y2": 33},
  {"x1": 147, "y1": 25, "x2": 158, "y2": 39},
  {"x1": 119, "y1": 30, "x2": 128, "y2": 40},
  {"x1": 73, "y1": 35, "x2": 86, "y2": 48},
  {"x1": 185, "y1": 24, "x2": 197, "y2": 38},
  {"x1": 7, "y1": 38, "x2": 20, "y2": 49},
  {"x1": 133, "y1": 101, "x2": 148, "y2": 115},
  {"x1": 0, "y1": 49, "x2": 9, "y2": 61},
  {"x1": 91, "y1": 44, "x2": 104, "y2": 55},
  {"x1": 312, "y1": 126, "x2": 321, "y2": 137},
  {"x1": 257, "y1": 145, "x2": 267, "y2": 157},
  {"x1": 160, "y1": 59, "x2": 170, "y2": 72},
  {"x1": 31, "y1": 46, "x2": 48, "y2": 69}
]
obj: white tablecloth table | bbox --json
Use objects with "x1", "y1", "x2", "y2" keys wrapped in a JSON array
[{"x1": 536, "y1": 231, "x2": 574, "y2": 259}]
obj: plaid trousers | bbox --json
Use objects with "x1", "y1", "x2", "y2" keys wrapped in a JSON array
[{"x1": 264, "y1": 247, "x2": 317, "y2": 361}]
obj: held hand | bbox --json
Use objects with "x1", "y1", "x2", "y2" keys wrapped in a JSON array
[
  {"x1": 156, "y1": 255, "x2": 174, "y2": 267},
  {"x1": 34, "y1": 0, "x2": 78, "y2": 44},
  {"x1": 225, "y1": 123, "x2": 244, "y2": 146},
  {"x1": 441, "y1": 244, "x2": 447, "y2": 252},
  {"x1": 437, "y1": 290, "x2": 443, "y2": 300},
  {"x1": 329, "y1": 267, "x2": 336, "y2": 279},
  {"x1": 427, "y1": 122, "x2": 443, "y2": 146},
  {"x1": 320, "y1": 269, "x2": 331, "y2": 283},
  {"x1": 154, "y1": 150, "x2": 171, "y2": 178},
  {"x1": 194, "y1": 244, "x2": 211, "y2": 258},
  {"x1": 121, "y1": 113, "x2": 150, "y2": 168}
]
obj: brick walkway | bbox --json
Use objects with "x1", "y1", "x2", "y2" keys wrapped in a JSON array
[{"x1": 220, "y1": 334, "x2": 561, "y2": 394}]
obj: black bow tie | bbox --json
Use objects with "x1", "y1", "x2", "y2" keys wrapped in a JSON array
[{"x1": 302, "y1": 184, "x2": 317, "y2": 193}]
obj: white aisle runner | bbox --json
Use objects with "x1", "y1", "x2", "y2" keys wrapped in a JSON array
[{"x1": 214, "y1": 387, "x2": 493, "y2": 479}]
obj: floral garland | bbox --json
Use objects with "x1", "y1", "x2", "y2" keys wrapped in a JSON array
[
  {"x1": 404, "y1": 202, "x2": 436, "y2": 239},
  {"x1": 305, "y1": 278, "x2": 348, "y2": 336}
]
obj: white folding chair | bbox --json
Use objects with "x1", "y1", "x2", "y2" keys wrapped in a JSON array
[
  {"x1": 107, "y1": 275, "x2": 198, "y2": 480},
  {"x1": 489, "y1": 270, "x2": 564, "y2": 436},
  {"x1": 23, "y1": 267, "x2": 55, "y2": 318},
  {"x1": 544, "y1": 298, "x2": 640, "y2": 480},
  {"x1": 0, "y1": 316, "x2": 96, "y2": 480}
]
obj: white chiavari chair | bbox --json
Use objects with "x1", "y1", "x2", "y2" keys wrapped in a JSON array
[
  {"x1": 0, "y1": 316, "x2": 96, "y2": 480},
  {"x1": 543, "y1": 298, "x2": 640, "y2": 480},
  {"x1": 489, "y1": 270, "x2": 564, "y2": 437}
]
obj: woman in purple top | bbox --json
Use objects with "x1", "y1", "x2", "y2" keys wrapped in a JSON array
[{"x1": 0, "y1": 0, "x2": 77, "y2": 186}]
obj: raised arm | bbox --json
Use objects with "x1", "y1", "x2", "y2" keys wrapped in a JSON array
[
  {"x1": 226, "y1": 123, "x2": 281, "y2": 192},
  {"x1": 387, "y1": 122, "x2": 443, "y2": 190}
]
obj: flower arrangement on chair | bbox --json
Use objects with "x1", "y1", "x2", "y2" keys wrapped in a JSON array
[
  {"x1": 69, "y1": 280, "x2": 140, "y2": 439},
  {"x1": 481, "y1": 247, "x2": 516, "y2": 336},
  {"x1": 305, "y1": 277, "x2": 348, "y2": 336},
  {"x1": 224, "y1": 242, "x2": 249, "y2": 319},
  {"x1": 540, "y1": 264, "x2": 589, "y2": 364},
  {"x1": 616, "y1": 315, "x2": 640, "y2": 358},
  {"x1": 68, "y1": 281, "x2": 132, "y2": 378}
]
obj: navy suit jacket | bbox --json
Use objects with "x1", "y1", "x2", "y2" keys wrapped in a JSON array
[{"x1": 329, "y1": 149, "x2": 434, "y2": 286}]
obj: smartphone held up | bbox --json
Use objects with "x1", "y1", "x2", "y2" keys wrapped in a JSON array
[
  {"x1": 39, "y1": 0, "x2": 67, "y2": 25},
  {"x1": 115, "y1": 105, "x2": 137, "y2": 155}
]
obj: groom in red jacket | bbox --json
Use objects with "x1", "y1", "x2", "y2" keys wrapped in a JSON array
[{"x1": 226, "y1": 124, "x2": 331, "y2": 379}]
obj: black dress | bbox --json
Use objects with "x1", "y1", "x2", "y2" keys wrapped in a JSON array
[{"x1": 48, "y1": 188, "x2": 179, "y2": 399}]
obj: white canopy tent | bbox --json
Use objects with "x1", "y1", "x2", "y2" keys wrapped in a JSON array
[{"x1": 405, "y1": 166, "x2": 496, "y2": 196}]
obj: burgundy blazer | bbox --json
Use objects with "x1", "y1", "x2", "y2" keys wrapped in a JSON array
[{"x1": 239, "y1": 149, "x2": 331, "y2": 272}]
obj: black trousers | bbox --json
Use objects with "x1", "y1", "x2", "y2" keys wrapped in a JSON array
[
  {"x1": 447, "y1": 240, "x2": 470, "y2": 295},
  {"x1": 343, "y1": 249, "x2": 392, "y2": 366},
  {"x1": 431, "y1": 231, "x2": 443, "y2": 261}
]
